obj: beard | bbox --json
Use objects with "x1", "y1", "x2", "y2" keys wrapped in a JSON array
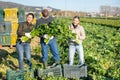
[{"x1": 42, "y1": 12, "x2": 49, "y2": 17}]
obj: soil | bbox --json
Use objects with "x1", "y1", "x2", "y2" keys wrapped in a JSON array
[{"x1": 0, "y1": 36, "x2": 40, "y2": 53}]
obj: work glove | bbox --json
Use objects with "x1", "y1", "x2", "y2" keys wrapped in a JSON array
[
  {"x1": 43, "y1": 34, "x2": 49, "y2": 39},
  {"x1": 25, "y1": 32, "x2": 31, "y2": 38},
  {"x1": 50, "y1": 36, "x2": 54, "y2": 40},
  {"x1": 43, "y1": 34, "x2": 54, "y2": 44},
  {"x1": 43, "y1": 34, "x2": 54, "y2": 39}
]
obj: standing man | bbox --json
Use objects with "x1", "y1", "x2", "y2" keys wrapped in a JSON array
[
  {"x1": 16, "y1": 13, "x2": 34, "y2": 71},
  {"x1": 36, "y1": 9, "x2": 60, "y2": 69}
]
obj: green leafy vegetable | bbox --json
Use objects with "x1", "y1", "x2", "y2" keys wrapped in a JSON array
[{"x1": 21, "y1": 18, "x2": 77, "y2": 44}]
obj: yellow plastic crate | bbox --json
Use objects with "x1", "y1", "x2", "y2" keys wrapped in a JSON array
[
  {"x1": 4, "y1": 9, "x2": 11, "y2": 19},
  {"x1": 12, "y1": 8, "x2": 18, "y2": 19},
  {"x1": 4, "y1": 18, "x2": 18, "y2": 23},
  {"x1": 11, "y1": 22, "x2": 18, "y2": 33},
  {"x1": 10, "y1": 33, "x2": 17, "y2": 45},
  {"x1": 32, "y1": 18, "x2": 36, "y2": 24},
  {"x1": 11, "y1": 18, "x2": 18, "y2": 23},
  {"x1": 4, "y1": 8, "x2": 18, "y2": 19}
]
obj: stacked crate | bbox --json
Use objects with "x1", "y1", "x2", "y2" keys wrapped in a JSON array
[
  {"x1": 4, "y1": 8, "x2": 18, "y2": 46},
  {"x1": 0, "y1": 9, "x2": 4, "y2": 46},
  {"x1": 0, "y1": 21, "x2": 17, "y2": 46},
  {"x1": 0, "y1": 9, "x2": 4, "y2": 22},
  {"x1": 0, "y1": 8, "x2": 25, "y2": 46},
  {"x1": 18, "y1": 9, "x2": 25, "y2": 22},
  {"x1": 4, "y1": 8, "x2": 18, "y2": 22},
  {"x1": 0, "y1": 21, "x2": 11, "y2": 45}
]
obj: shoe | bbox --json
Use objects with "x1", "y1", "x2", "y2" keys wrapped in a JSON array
[
  {"x1": 79, "y1": 63, "x2": 85, "y2": 68},
  {"x1": 50, "y1": 62, "x2": 60, "y2": 68}
]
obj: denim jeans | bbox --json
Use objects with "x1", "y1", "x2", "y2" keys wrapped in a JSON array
[
  {"x1": 68, "y1": 43, "x2": 84, "y2": 65},
  {"x1": 40, "y1": 37, "x2": 60, "y2": 62},
  {"x1": 16, "y1": 42, "x2": 32, "y2": 71}
]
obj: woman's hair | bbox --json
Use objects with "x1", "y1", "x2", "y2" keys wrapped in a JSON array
[
  {"x1": 73, "y1": 16, "x2": 80, "y2": 20},
  {"x1": 26, "y1": 13, "x2": 34, "y2": 19}
]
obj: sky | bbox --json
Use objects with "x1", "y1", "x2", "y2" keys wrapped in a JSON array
[{"x1": 0, "y1": 0, "x2": 120, "y2": 12}]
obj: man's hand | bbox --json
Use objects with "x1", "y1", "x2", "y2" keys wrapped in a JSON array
[
  {"x1": 25, "y1": 33, "x2": 31, "y2": 38},
  {"x1": 43, "y1": 35, "x2": 54, "y2": 44},
  {"x1": 50, "y1": 36, "x2": 54, "y2": 40}
]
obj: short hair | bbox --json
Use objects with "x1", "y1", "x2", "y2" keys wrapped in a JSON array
[
  {"x1": 42, "y1": 9, "x2": 49, "y2": 14},
  {"x1": 26, "y1": 13, "x2": 34, "y2": 19},
  {"x1": 73, "y1": 16, "x2": 80, "y2": 20}
]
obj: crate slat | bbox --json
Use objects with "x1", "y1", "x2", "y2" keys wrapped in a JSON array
[
  {"x1": 38, "y1": 65, "x2": 62, "y2": 78},
  {"x1": 63, "y1": 64, "x2": 87, "y2": 78}
]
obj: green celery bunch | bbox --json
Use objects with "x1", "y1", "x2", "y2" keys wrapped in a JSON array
[{"x1": 21, "y1": 28, "x2": 40, "y2": 42}]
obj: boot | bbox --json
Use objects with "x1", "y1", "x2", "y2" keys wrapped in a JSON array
[
  {"x1": 50, "y1": 61, "x2": 60, "y2": 68},
  {"x1": 43, "y1": 62, "x2": 47, "y2": 69}
]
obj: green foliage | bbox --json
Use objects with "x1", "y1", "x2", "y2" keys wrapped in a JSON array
[
  {"x1": 21, "y1": 28, "x2": 40, "y2": 42},
  {"x1": 80, "y1": 18, "x2": 120, "y2": 28},
  {"x1": 21, "y1": 18, "x2": 76, "y2": 44},
  {"x1": 0, "y1": 17, "x2": 120, "y2": 80},
  {"x1": 82, "y1": 22, "x2": 120, "y2": 80},
  {"x1": 36, "y1": 18, "x2": 76, "y2": 44}
]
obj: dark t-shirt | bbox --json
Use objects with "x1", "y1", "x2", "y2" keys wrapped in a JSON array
[{"x1": 36, "y1": 16, "x2": 54, "y2": 27}]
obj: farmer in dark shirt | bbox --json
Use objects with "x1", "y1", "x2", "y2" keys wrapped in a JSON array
[
  {"x1": 16, "y1": 13, "x2": 34, "y2": 71},
  {"x1": 36, "y1": 9, "x2": 60, "y2": 69}
]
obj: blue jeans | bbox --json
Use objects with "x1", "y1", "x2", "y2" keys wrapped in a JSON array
[
  {"x1": 40, "y1": 37, "x2": 60, "y2": 62},
  {"x1": 68, "y1": 44, "x2": 84, "y2": 65},
  {"x1": 16, "y1": 42, "x2": 32, "y2": 71}
]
